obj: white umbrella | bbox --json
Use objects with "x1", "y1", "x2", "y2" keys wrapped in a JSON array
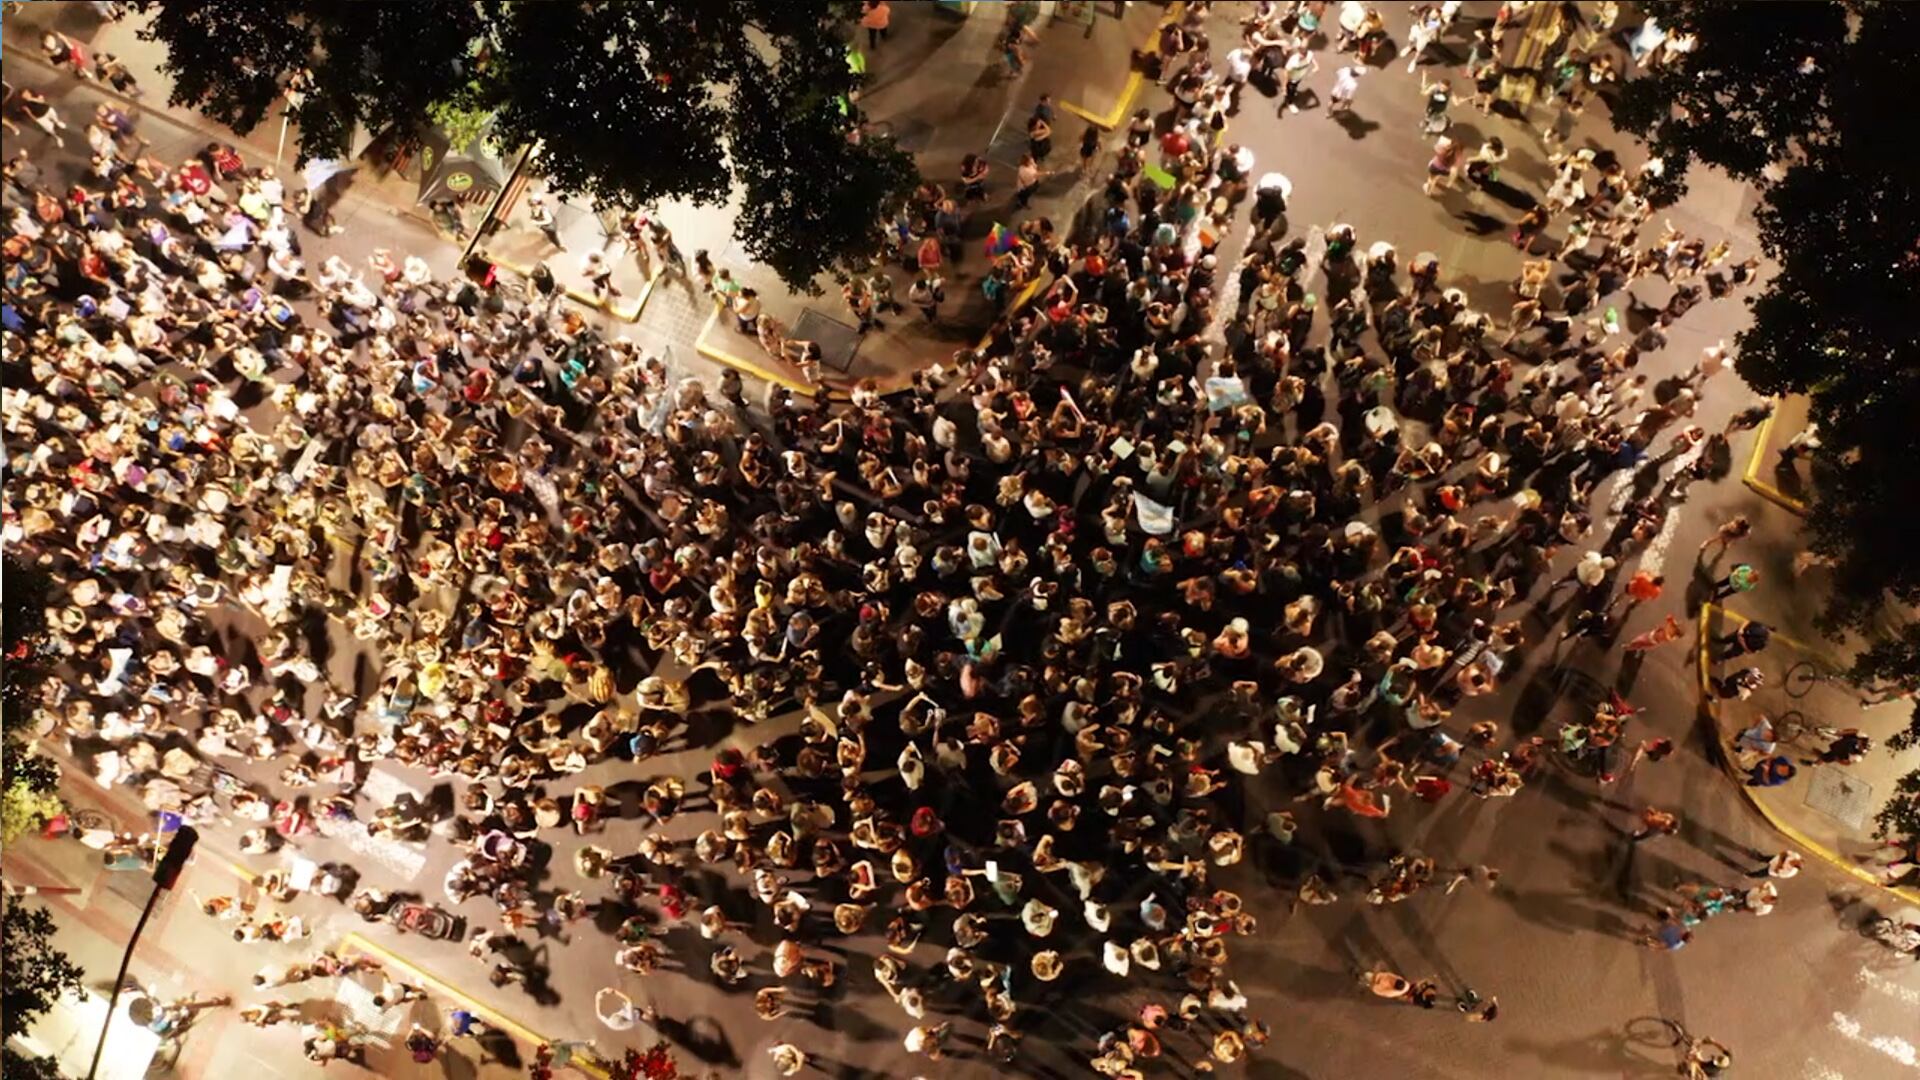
[{"x1": 302, "y1": 158, "x2": 357, "y2": 191}]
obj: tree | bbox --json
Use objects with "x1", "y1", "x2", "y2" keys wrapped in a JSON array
[
  {"x1": 729, "y1": 47, "x2": 919, "y2": 289},
  {"x1": 3, "y1": 557, "x2": 63, "y2": 841},
  {"x1": 1, "y1": 903, "x2": 86, "y2": 1080},
  {"x1": 1612, "y1": 1, "x2": 1920, "y2": 838},
  {"x1": 1850, "y1": 626, "x2": 1920, "y2": 840},
  {"x1": 137, "y1": 0, "x2": 919, "y2": 291}
]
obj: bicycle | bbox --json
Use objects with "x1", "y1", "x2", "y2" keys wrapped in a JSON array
[
  {"x1": 1783, "y1": 658, "x2": 1848, "y2": 699},
  {"x1": 1654, "y1": 1018, "x2": 1733, "y2": 1078},
  {"x1": 1772, "y1": 710, "x2": 1837, "y2": 751}
]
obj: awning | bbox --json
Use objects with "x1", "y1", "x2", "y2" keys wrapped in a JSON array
[{"x1": 416, "y1": 127, "x2": 507, "y2": 204}]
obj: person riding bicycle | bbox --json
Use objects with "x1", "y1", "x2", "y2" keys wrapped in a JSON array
[{"x1": 1680, "y1": 1035, "x2": 1732, "y2": 1078}]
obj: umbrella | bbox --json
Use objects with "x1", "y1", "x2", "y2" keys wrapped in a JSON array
[{"x1": 302, "y1": 158, "x2": 358, "y2": 191}]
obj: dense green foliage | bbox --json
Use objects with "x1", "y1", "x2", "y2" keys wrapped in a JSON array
[
  {"x1": 1614, "y1": 1, "x2": 1920, "y2": 838},
  {"x1": 138, "y1": 0, "x2": 918, "y2": 290}
]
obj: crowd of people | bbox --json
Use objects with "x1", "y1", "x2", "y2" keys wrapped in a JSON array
[{"x1": 1, "y1": 2, "x2": 1820, "y2": 1078}]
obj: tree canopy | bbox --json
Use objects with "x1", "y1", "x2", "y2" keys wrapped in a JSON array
[
  {"x1": 0, "y1": 904, "x2": 85, "y2": 1080},
  {"x1": 137, "y1": 0, "x2": 918, "y2": 290},
  {"x1": 1612, "y1": 0, "x2": 1920, "y2": 837}
]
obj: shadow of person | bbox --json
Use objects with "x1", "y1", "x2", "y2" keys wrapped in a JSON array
[
  {"x1": 655, "y1": 1014, "x2": 741, "y2": 1067},
  {"x1": 1503, "y1": 1025, "x2": 1681, "y2": 1079},
  {"x1": 1328, "y1": 110, "x2": 1382, "y2": 141}
]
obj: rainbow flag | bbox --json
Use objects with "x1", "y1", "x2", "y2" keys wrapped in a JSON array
[{"x1": 985, "y1": 223, "x2": 1018, "y2": 256}]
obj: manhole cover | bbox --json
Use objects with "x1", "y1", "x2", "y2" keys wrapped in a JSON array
[
  {"x1": 1804, "y1": 769, "x2": 1873, "y2": 832},
  {"x1": 791, "y1": 308, "x2": 862, "y2": 374}
]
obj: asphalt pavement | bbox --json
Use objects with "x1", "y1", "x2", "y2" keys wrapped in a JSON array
[{"x1": 6, "y1": 3, "x2": 1919, "y2": 1080}]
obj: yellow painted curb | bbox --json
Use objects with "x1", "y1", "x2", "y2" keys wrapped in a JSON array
[
  {"x1": 693, "y1": 307, "x2": 820, "y2": 397},
  {"x1": 1060, "y1": 2, "x2": 1185, "y2": 129},
  {"x1": 1740, "y1": 406, "x2": 1810, "y2": 516},
  {"x1": 485, "y1": 251, "x2": 660, "y2": 324},
  {"x1": 338, "y1": 932, "x2": 614, "y2": 1078},
  {"x1": 1695, "y1": 602, "x2": 1920, "y2": 905},
  {"x1": 977, "y1": 276, "x2": 1049, "y2": 352}
]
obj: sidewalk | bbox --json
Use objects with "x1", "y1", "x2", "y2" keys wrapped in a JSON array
[
  {"x1": 1, "y1": 4, "x2": 449, "y2": 236},
  {"x1": 1698, "y1": 602, "x2": 1920, "y2": 905},
  {"x1": 3, "y1": 762, "x2": 572, "y2": 1080},
  {"x1": 479, "y1": 0, "x2": 1168, "y2": 394},
  {"x1": 1742, "y1": 395, "x2": 1814, "y2": 516}
]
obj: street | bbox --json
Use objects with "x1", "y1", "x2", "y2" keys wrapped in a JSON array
[{"x1": 4, "y1": 3, "x2": 1918, "y2": 1080}]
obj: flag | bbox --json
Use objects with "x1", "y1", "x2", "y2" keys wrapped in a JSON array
[
  {"x1": 1132, "y1": 493, "x2": 1176, "y2": 535},
  {"x1": 984, "y1": 223, "x2": 1018, "y2": 257},
  {"x1": 156, "y1": 811, "x2": 183, "y2": 834}
]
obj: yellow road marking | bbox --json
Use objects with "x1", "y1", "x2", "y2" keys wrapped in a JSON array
[
  {"x1": 1740, "y1": 404, "x2": 1810, "y2": 515},
  {"x1": 1060, "y1": 2, "x2": 1187, "y2": 129},
  {"x1": 338, "y1": 931, "x2": 614, "y2": 1078}
]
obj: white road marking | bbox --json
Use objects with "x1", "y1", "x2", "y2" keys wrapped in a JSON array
[
  {"x1": 1831, "y1": 1011, "x2": 1920, "y2": 1069},
  {"x1": 359, "y1": 768, "x2": 425, "y2": 805},
  {"x1": 1858, "y1": 966, "x2": 1920, "y2": 1007},
  {"x1": 1633, "y1": 498, "x2": 1683, "y2": 578},
  {"x1": 335, "y1": 976, "x2": 408, "y2": 1035},
  {"x1": 322, "y1": 769, "x2": 429, "y2": 878},
  {"x1": 1804, "y1": 1060, "x2": 1845, "y2": 1080}
]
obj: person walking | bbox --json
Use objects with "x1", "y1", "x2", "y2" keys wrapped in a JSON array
[
  {"x1": 582, "y1": 250, "x2": 621, "y2": 301},
  {"x1": 16, "y1": 88, "x2": 69, "y2": 147},
  {"x1": 1629, "y1": 806, "x2": 1680, "y2": 843},
  {"x1": 1608, "y1": 571, "x2": 1664, "y2": 615},
  {"x1": 861, "y1": 1, "x2": 892, "y2": 50},
  {"x1": 1699, "y1": 515, "x2": 1751, "y2": 557},
  {"x1": 1423, "y1": 135, "x2": 1462, "y2": 197},
  {"x1": 1716, "y1": 620, "x2": 1770, "y2": 659},
  {"x1": 1327, "y1": 65, "x2": 1366, "y2": 113},
  {"x1": 1281, "y1": 45, "x2": 1318, "y2": 115},
  {"x1": 1623, "y1": 614, "x2": 1682, "y2": 652},
  {"x1": 1743, "y1": 850, "x2": 1801, "y2": 880},
  {"x1": 1710, "y1": 563, "x2": 1759, "y2": 600},
  {"x1": 1077, "y1": 123, "x2": 1102, "y2": 175},
  {"x1": 528, "y1": 194, "x2": 565, "y2": 251}
]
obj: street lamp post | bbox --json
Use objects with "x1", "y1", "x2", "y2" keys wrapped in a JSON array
[{"x1": 83, "y1": 826, "x2": 197, "y2": 1080}]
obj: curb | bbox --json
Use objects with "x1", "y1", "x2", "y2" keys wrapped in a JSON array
[
  {"x1": 693, "y1": 307, "x2": 824, "y2": 397},
  {"x1": 1695, "y1": 602, "x2": 1920, "y2": 905},
  {"x1": 1739, "y1": 406, "x2": 1810, "y2": 516},
  {"x1": 338, "y1": 932, "x2": 614, "y2": 1079},
  {"x1": 1059, "y1": 2, "x2": 1185, "y2": 129}
]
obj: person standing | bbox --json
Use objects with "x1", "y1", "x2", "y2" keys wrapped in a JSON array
[
  {"x1": 861, "y1": 1, "x2": 891, "y2": 50},
  {"x1": 1327, "y1": 65, "x2": 1366, "y2": 113},
  {"x1": 1027, "y1": 107, "x2": 1054, "y2": 164},
  {"x1": 1014, "y1": 153, "x2": 1043, "y2": 208}
]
